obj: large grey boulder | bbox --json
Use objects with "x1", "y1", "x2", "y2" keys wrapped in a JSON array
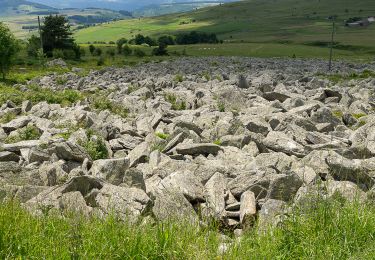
[
  {"x1": 25, "y1": 175, "x2": 150, "y2": 222},
  {"x1": 263, "y1": 131, "x2": 306, "y2": 157},
  {"x1": 95, "y1": 184, "x2": 151, "y2": 222},
  {"x1": 204, "y1": 172, "x2": 227, "y2": 219},
  {"x1": 157, "y1": 171, "x2": 205, "y2": 202},
  {"x1": 228, "y1": 171, "x2": 303, "y2": 202},
  {"x1": 152, "y1": 187, "x2": 198, "y2": 222},
  {"x1": 175, "y1": 143, "x2": 223, "y2": 156},
  {"x1": 90, "y1": 158, "x2": 129, "y2": 185},
  {"x1": 1, "y1": 116, "x2": 31, "y2": 133},
  {"x1": 239, "y1": 191, "x2": 256, "y2": 230},
  {"x1": 326, "y1": 152, "x2": 374, "y2": 191},
  {"x1": 48, "y1": 141, "x2": 91, "y2": 163},
  {"x1": 127, "y1": 142, "x2": 150, "y2": 167}
]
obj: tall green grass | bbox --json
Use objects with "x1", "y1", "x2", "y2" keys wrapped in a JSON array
[{"x1": 1, "y1": 196, "x2": 375, "y2": 259}]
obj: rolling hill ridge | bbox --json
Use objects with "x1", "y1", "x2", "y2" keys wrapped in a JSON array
[{"x1": 74, "y1": 0, "x2": 375, "y2": 50}]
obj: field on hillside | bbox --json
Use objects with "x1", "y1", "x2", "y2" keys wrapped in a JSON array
[
  {"x1": 74, "y1": 0, "x2": 375, "y2": 60},
  {"x1": 0, "y1": 8, "x2": 128, "y2": 38},
  {"x1": 75, "y1": 0, "x2": 375, "y2": 45}
]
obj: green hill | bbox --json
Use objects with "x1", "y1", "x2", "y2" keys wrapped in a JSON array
[
  {"x1": 0, "y1": 0, "x2": 55, "y2": 15},
  {"x1": 74, "y1": 0, "x2": 375, "y2": 50}
]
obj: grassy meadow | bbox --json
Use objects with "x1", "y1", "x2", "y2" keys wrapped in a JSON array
[
  {"x1": 1, "y1": 196, "x2": 375, "y2": 259},
  {"x1": 72, "y1": 0, "x2": 375, "y2": 62},
  {"x1": 75, "y1": 0, "x2": 375, "y2": 46}
]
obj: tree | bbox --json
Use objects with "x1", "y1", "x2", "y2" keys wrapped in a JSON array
[
  {"x1": 26, "y1": 35, "x2": 42, "y2": 57},
  {"x1": 0, "y1": 23, "x2": 19, "y2": 80},
  {"x1": 134, "y1": 34, "x2": 146, "y2": 45},
  {"x1": 41, "y1": 15, "x2": 76, "y2": 57},
  {"x1": 158, "y1": 35, "x2": 175, "y2": 45},
  {"x1": 152, "y1": 42, "x2": 168, "y2": 56},
  {"x1": 116, "y1": 38, "x2": 127, "y2": 53},
  {"x1": 89, "y1": 44, "x2": 96, "y2": 55}
]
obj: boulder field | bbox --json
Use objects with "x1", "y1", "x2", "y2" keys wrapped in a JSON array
[{"x1": 1, "y1": 57, "x2": 375, "y2": 234}]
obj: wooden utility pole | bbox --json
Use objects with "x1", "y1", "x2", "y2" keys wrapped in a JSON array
[
  {"x1": 328, "y1": 17, "x2": 335, "y2": 71},
  {"x1": 37, "y1": 16, "x2": 43, "y2": 53}
]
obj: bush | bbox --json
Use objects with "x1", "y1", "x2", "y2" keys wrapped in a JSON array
[
  {"x1": 152, "y1": 42, "x2": 168, "y2": 56},
  {"x1": 26, "y1": 35, "x2": 42, "y2": 58},
  {"x1": 133, "y1": 48, "x2": 146, "y2": 58},
  {"x1": 116, "y1": 38, "x2": 127, "y2": 53},
  {"x1": 93, "y1": 48, "x2": 102, "y2": 56},
  {"x1": 122, "y1": 45, "x2": 132, "y2": 56},
  {"x1": 62, "y1": 49, "x2": 76, "y2": 60},
  {"x1": 158, "y1": 35, "x2": 175, "y2": 45},
  {"x1": 79, "y1": 130, "x2": 109, "y2": 160},
  {"x1": 90, "y1": 95, "x2": 129, "y2": 118},
  {"x1": 89, "y1": 44, "x2": 95, "y2": 55},
  {"x1": 134, "y1": 34, "x2": 157, "y2": 46},
  {"x1": 52, "y1": 49, "x2": 65, "y2": 59},
  {"x1": 106, "y1": 49, "x2": 115, "y2": 59},
  {"x1": 97, "y1": 57, "x2": 105, "y2": 66},
  {"x1": 175, "y1": 31, "x2": 219, "y2": 45},
  {"x1": 0, "y1": 84, "x2": 84, "y2": 107}
]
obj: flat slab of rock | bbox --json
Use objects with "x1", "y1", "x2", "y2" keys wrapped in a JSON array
[
  {"x1": 263, "y1": 92, "x2": 290, "y2": 102},
  {"x1": 176, "y1": 143, "x2": 222, "y2": 156},
  {"x1": 0, "y1": 151, "x2": 19, "y2": 162},
  {"x1": 3, "y1": 140, "x2": 41, "y2": 152}
]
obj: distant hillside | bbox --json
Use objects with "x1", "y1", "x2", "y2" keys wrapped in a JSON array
[
  {"x1": 75, "y1": 0, "x2": 375, "y2": 49},
  {"x1": 0, "y1": 1, "x2": 132, "y2": 38},
  {"x1": 31, "y1": 0, "x2": 237, "y2": 11},
  {"x1": 0, "y1": 0, "x2": 55, "y2": 15},
  {"x1": 133, "y1": 1, "x2": 237, "y2": 17}
]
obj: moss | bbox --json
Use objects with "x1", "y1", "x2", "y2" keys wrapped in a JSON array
[
  {"x1": 332, "y1": 110, "x2": 343, "y2": 119},
  {"x1": 352, "y1": 113, "x2": 367, "y2": 119},
  {"x1": 213, "y1": 139, "x2": 222, "y2": 146}
]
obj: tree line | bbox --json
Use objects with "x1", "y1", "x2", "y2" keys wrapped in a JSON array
[{"x1": 0, "y1": 14, "x2": 221, "y2": 80}]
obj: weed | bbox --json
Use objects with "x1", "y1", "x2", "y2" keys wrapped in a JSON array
[
  {"x1": 155, "y1": 132, "x2": 169, "y2": 140},
  {"x1": 332, "y1": 110, "x2": 343, "y2": 119},
  {"x1": 217, "y1": 101, "x2": 225, "y2": 112},
  {"x1": 164, "y1": 93, "x2": 186, "y2": 110},
  {"x1": 213, "y1": 139, "x2": 222, "y2": 146},
  {"x1": 56, "y1": 76, "x2": 68, "y2": 85},
  {"x1": 174, "y1": 74, "x2": 184, "y2": 83},
  {"x1": 0, "y1": 112, "x2": 17, "y2": 124},
  {"x1": 5, "y1": 125, "x2": 41, "y2": 143},
  {"x1": 90, "y1": 95, "x2": 128, "y2": 118},
  {"x1": 79, "y1": 129, "x2": 109, "y2": 160}
]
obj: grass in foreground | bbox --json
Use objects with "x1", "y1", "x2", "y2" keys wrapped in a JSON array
[{"x1": 1, "y1": 196, "x2": 375, "y2": 259}]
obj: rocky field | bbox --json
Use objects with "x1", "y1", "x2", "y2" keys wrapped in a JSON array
[{"x1": 1, "y1": 57, "x2": 375, "y2": 237}]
